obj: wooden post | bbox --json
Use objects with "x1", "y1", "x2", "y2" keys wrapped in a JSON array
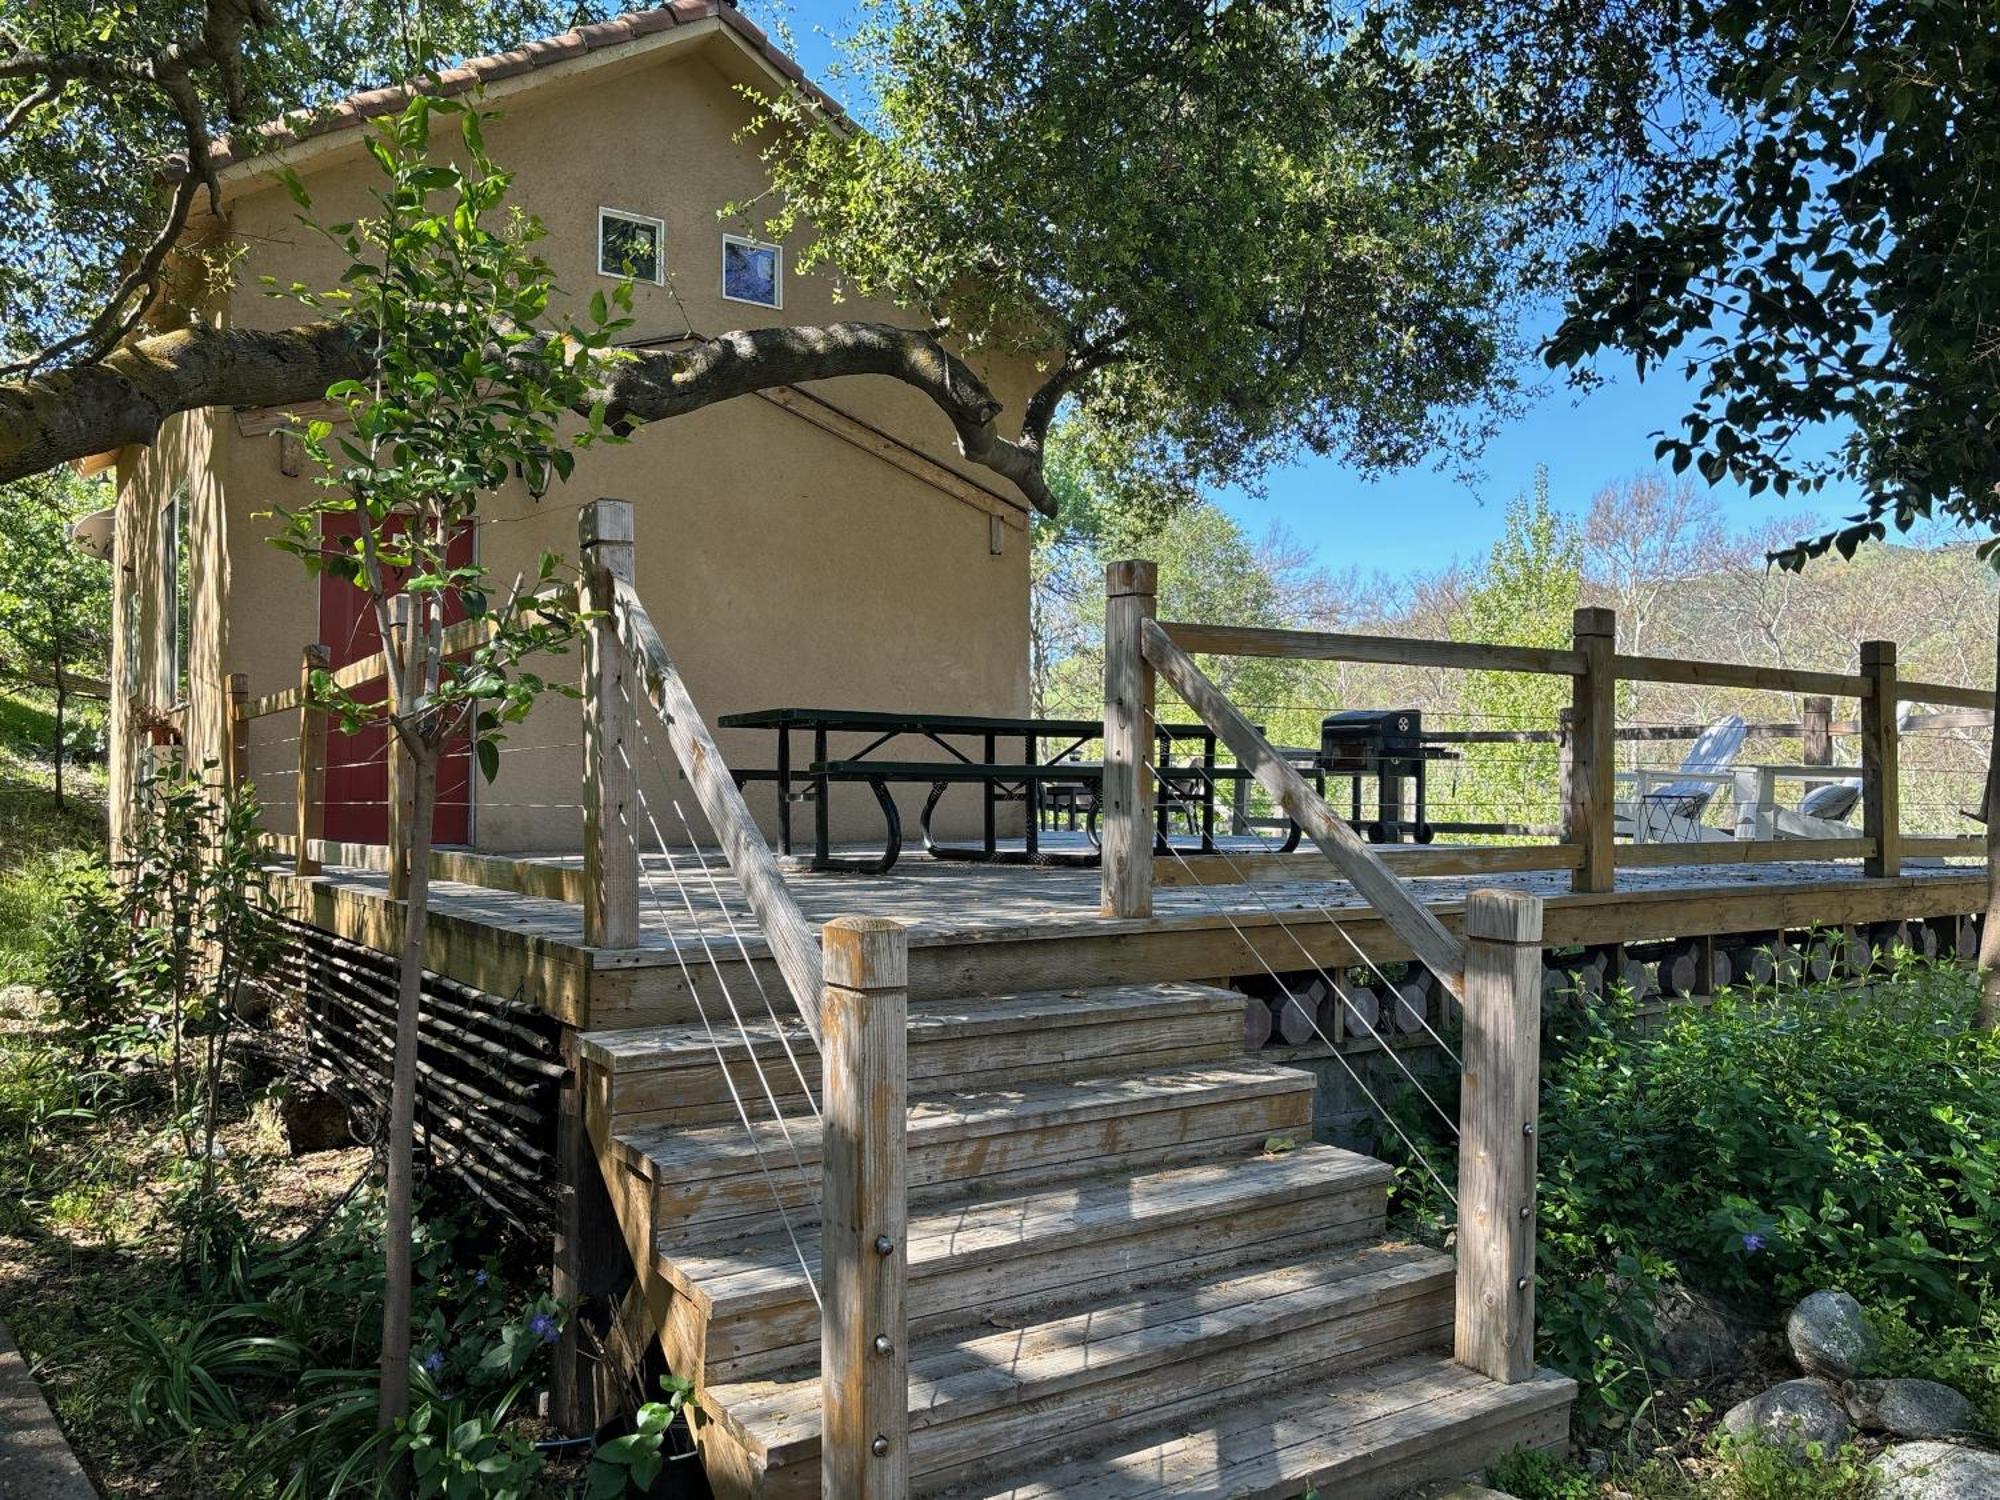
[
  {"x1": 295, "y1": 643, "x2": 330, "y2": 876},
  {"x1": 1802, "y1": 695, "x2": 1833, "y2": 766},
  {"x1": 1860, "y1": 640, "x2": 1900, "y2": 878},
  {"x1": 1455, "y1": 888, "x2": 1543, "y2": 1385},
  {"x1": 226, "y1": 672, "x2": 251, "y2": 791},
  {"x1": 1569, "y1": 608, "x2": 1616, "y2": 894},
  {"x1": 1101, "y1": 560, "x2": 1157, "y2": 919},
  {"x1": 821, "y1": 916, "x2": 910, "y2": 1500},
  {"x1": 580, "y1": 500, "x2": 640, "y2": 950},
  {"x1": 387, "y1": 595, "x2": 416, "y2": 901}
]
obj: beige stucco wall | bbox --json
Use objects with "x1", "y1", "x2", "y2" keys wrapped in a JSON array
[{"x1": 114, "y1": 31, "x2": 1036, "y2": 855}]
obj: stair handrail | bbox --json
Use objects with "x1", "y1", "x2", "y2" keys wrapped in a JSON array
[
  {"x1": 1102, "y1": 560, "x2": 1470, "y2": 998},
  {"x1": 1104, "y1": 558, "x2": 1543, "y2": 1385},
  {"x1": 579, "y1": 499, "x2": 824, "y2": 1042}
]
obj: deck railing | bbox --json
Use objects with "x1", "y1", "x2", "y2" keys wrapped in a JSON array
[
  {"x1": 1119, "y1": 597, "x2": 1991, "y2": 895},
  {"x1": 1105, "y1": 558, "x2": 1548, "y2": 1386}
]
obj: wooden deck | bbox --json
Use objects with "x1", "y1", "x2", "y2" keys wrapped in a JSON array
[{"x1": 268, "y1": 835, "x2": 1990, "y2": 1029}]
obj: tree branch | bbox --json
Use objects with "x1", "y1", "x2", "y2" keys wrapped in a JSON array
[{"x1": 0, "y1": 318, "x2": 1059, "y2": 515}]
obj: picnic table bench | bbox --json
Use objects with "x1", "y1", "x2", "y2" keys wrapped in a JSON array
[{"x1": 718, "y1": 707, "x2": 1299, "y2": 874}]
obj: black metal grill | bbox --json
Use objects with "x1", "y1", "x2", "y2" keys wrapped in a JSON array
[{"x1": 1315, "y1": 709, "x2": 1450, "y2": 843}]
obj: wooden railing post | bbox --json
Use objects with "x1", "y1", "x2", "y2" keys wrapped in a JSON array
[
  {"x1": 580, "y1": 499, "x2": 640, "y2": 949},
  {"x1": 1455, "y1": 887, "x2": 1543, "y2": 1384},
  {"x1": 1861, "y1": 640, "x2": 1900, "y2": 877},
  {"x1": 821, "y1": 916, "x2": 909, "y2": 1500},
  {"x1": 1802, "y1": 695, "x2": 1833, "y2": 766},
  {"x1": 386, "y1": 595, "x2": 415, "y2": 901},
  {"x1": 1102, "y1": 560, "x2": 1157, "y2": 919},
  {"x1": 1568, "y1": 608, "x2": 1616, "y2": 894},
  {"x1": 296, "y1": 643, "x2": 330, "y2": 876},
  {"x1": 226, "y1": 672, "x2": 251, "y2": 791}
]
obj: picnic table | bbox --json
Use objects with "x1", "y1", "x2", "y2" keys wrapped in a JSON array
[{"x1": 718, "y1": 707, "x2": 1294, "y2": 873}]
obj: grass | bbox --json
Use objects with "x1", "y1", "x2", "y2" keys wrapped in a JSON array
[{"x1": 0, "y1": 685, "x2": 108, "y2": 986}]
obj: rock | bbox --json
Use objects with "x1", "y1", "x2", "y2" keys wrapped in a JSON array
[
  {"x1": 276, "y1": 1087, "x2": 352, "y2": 1155},
  {"x1": 1788, "y1": 1290, "x2": 1878, "y2": 1379},
  {"x1": 1723, "y1": 1378, "x2": 1851, "y2": 1458},
  {"x1": 1655, "y1": 1284, "x2": 1748, "y2": 1378},
  {"x1": 1871, "y1": 1441, "x2": 2000, "y2": 1500},
  {"x1": 1846, "y1": 1379, "x2": 1976, "y2": 1440}
]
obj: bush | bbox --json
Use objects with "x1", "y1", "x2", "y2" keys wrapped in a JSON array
[
  {"x1": 1486, "y1": 1445, "x2": 1597, "y2": 1499},
  {"x1": 1401, "y1": 960, "x2": 2000, "y2": 1433},
  {"x1": 1871, "y1": 1294, "x2": 2000, "y2": 1435}
]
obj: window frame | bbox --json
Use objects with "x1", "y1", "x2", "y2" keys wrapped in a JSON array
[
  {"x1": 720, "y1": 233, "x2": 783, "y2": 310},
  {"x1": 597, "y1": 207, "x2": 666, "y2": 285}
]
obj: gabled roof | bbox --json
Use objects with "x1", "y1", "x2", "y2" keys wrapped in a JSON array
[{"x1": 206, "y1": 2, "x2": 845, "y2": 177}]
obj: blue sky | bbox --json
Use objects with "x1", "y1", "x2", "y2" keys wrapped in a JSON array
[{"x1": 750, "y1": 0, "x2": 1860, "y2": 576}]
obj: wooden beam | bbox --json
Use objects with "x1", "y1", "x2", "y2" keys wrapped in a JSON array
[
  {"x1": 580, "y1": 501, "x2": 640, "y2": 950},
  {"x1": 226, "y1": 672, "x2": 251, "y2": 790},
  {"x1": 1570, "y1": 609, "x2": 1616, "y2": 895},
  {"x1": 1455, "y1": 889, "x2": 1542, "y2": 1385},
  {"x1": 820, "y1": 917, "x2": 910, "y2": 1500},
  {"x1": 1899, "y1": 836, "x2": 1987, "y2": 858},
  {"x1": 1894, "y1": 678, "x2": 1996, "y2": 711},
  {"x1": 1861, "y1": 640, "x2": 1901, "y2": 879},
  {"x1": 612, "y1": 573, "x2": 824, "y2": 1040},
  {"x1": 1140, "y1": 617, "x2": 1469, "y2": 998},
  {"x1": 1156, "y1": 843, "x2": 1584, "y2": 887},
  {"x1": 1616, "y1": 837, "x2": 1874, "y2": 868},
  {"x1": 1102, "y1": 561, "x2": 1158, "y2": 919},
  {"x1": 1160, "y1": 621, "x2": 1583, "y2": 678},
  {"x1": 1614, "y1": 652, "x2": 1869, "y2": 699},
  {"x1": 295, "y1": 644, "x2": 330, "y2": 877}
]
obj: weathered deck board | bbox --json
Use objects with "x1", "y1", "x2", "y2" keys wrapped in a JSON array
[{"x1": 268, "y1": 837, "x2": 1988, "y2": 1026}]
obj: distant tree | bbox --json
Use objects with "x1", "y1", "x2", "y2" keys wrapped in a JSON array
[
  {"x1": 1581, "y1": 473, "x2": 1734, "y2": 658},
  {"x1": 1451, "y1": 472, "x2": 1583, "y2": 833},
  {"x1": 1544, "y1": 0, "x2": 2000, "y2": 1022},
  {"x1": 0, "y1": 468, "x2": 112, "y2": 805}
]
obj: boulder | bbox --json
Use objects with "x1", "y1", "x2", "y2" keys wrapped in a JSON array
[
  {"x1": 1871, "y1": 1441, "x2": 2000, "y2": 1500},
  {"x1": 1723, "y1": 1378, "x2": 1851, "y2": 1458},
  {"x1": 1788, "y1": 1290, "x2": 1878, "y2": 1379},
  {"x1": 276, "y1": 1087, "x2": 353, "y2": 1155},
  {"x1": 1845, "y1": 1379, "x2": 1976, "y2": 1440},
  {"x1": 1654, "y1": 1284, "x2": 1748, "y2": 1378}
]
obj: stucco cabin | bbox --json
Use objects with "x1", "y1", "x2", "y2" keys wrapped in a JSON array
[{"x1": 102, "y1": 0, "x2": 1036, "y2": 861}]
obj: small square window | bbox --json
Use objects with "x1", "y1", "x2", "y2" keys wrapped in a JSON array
[
  {"x1": 599, "y1": 208, "x2": 664, "y2": 284},
  {"x1": 722, "y1": 234, "x2": 782, "y2": 309}
]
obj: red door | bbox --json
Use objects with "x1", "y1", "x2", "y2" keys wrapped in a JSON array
[{"x1": 318, "y1": 514, "x2": 474, "y2": 846}]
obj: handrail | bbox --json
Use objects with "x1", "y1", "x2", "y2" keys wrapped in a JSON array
[
  {"x1": 242, "y1": 588, "x2": 579, "y2": 720},
  {"x1": 610, "y1": 573, "x2": 825, "y2": 1041},
  {"x1": 1159, "y1": 621, "x2": 1583, "y2": 677},
  {"x1": 1138, "y1": 616, "x2": 1470, "y2": 998}
]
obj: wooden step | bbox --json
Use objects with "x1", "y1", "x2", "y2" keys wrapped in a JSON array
[
  {"x1": 621, "y1": 1061, "x2": 1315, "y2": 1247},
  {"x1": 582, "y1": 982, "x2": 1251, "y2": 1131},
  {"x1": 937, "y1": 1352, "x2": 1577, "y2": 1500},
  {"x1": 667, "y1": 1143, "x2": 1393, "y2": 1382},
  {"x1": 699, "y1": 1241, "x2": 1456, "y2": 1499}
]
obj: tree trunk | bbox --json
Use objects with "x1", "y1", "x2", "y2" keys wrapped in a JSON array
[
  {"x1": 52, "y1": 651, "x2": 65, "y2": 810},
  {"x1": 378, "y1": 744, "x2": 438, "y2": 1430},
  {"x1": 1979, "y1": 608, "x2": 2000, "y2": 1030}
]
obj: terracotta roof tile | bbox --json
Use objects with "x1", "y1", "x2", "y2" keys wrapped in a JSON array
[{"x1": 198, "y1": 4, "x2": 844, "y2": 174}]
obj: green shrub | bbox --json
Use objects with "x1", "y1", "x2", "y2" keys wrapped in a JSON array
[
  {"x1": 1714, "y1": 1436, "x2": 1878, "y2": 1500},
  {"x1": 1486, "y1": 1444, "x2": 1597, "y2": 1499},
  {"x1": 0, "y1": 848, "x2": 101, "y2": 988},
  {"x1": 1401, "y1": 962, "x2": 2000, "y2": 1433},
  {"x1": 1871, "y1": 1295, "x2": 2000, "y2": 1435}
]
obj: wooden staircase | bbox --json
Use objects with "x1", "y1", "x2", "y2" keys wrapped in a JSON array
[{"x1": 580, "y1": 981, "x2": 1575, "y2": 1499}]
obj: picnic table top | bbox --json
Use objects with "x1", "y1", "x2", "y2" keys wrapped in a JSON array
[{"x1": 716, "y1": 706, "x2": 1218, "y2": 738}]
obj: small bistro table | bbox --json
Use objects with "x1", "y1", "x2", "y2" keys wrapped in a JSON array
[{"x1": 717, "y1": 707, "x2": 1284, "y2": 873}]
